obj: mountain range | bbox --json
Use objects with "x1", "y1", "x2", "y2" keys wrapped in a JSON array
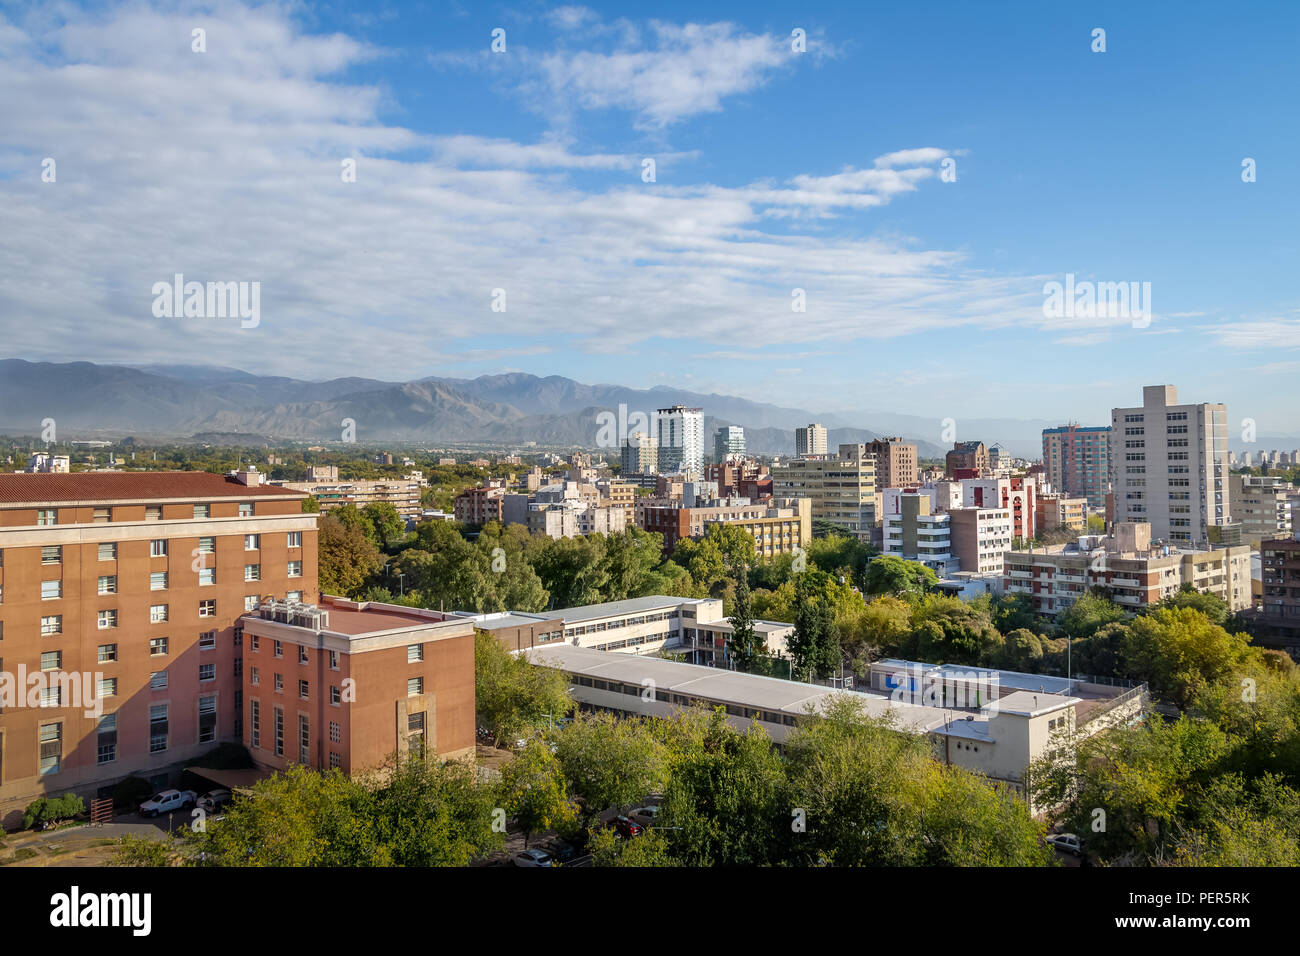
[{"x1": 4, "y1": 359, "x2": 1293, "y2": 460}]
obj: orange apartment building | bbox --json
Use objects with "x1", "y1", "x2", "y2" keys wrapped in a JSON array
[
  {"x1": 0, "y1": 470, "x2": 317, "y2": 826},
  {"x1": 239, "y1": 596, "x2": 476, "y2": 774}
]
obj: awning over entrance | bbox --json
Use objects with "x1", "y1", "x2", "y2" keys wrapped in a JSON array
[{"x1": 183, "y1": 766, "x2": 275, "y2": 794}]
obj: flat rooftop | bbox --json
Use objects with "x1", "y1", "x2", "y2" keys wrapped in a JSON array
[
  {"x1": 549, "y1": 595, "x2": 705, "y2": 623},
  {"x1": 524, "y1": 644, "x2": 945, "y2": 733},
  {"x1": 0, "y1": 471, "x2": 306, "y2": 505},
  {"x1": 243, "y1": 596, "x2": 469, "y2": 641}
]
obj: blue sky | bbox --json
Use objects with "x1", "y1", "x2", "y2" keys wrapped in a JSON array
[{"x1": 1, "y1": 0, "x2": 1297, "y2": 433}]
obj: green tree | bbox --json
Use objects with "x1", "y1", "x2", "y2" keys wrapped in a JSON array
[
  {"x1": 1057, "y1": 590, "x2": 1125, "y2": 642},
  {"x1": 498, "y1": 740, "x2": 578, "y2": 847},
  {"x1": 727, "y1": 559, "x2": 762, "y2": 671},
  {"x1": 553, "y1": 712, "x2": 666, "y2": 826},
  {"x1": 475, "y1": 630, "x2": 575, "y2": 741},
  {"x1": 317, "y1": 513, "x2": 382, "y2": 598},
  {"x1": 1123, "y1": 607, "x2": 1257, "y2": 708},
  {"x1": 361, "y1": 501, "x2": 406, "y2": 551},
  {"x1": 864, "y1": 555, "x2": 937, "y2": 599}
]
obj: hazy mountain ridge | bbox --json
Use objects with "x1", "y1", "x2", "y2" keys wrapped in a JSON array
[{"x1": 11, "y1": 359, "x2": 1274, "y2": 459}]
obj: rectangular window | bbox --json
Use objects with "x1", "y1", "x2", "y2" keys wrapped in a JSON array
[
  {"x1": 298, "y1": 679, "x2": 309, "y2": 700},
  {"x1": 287, "y1": 532, "x2": 302, "y2": 548},
  {"x1": 250, "y1": 635, "x2": 260, "y2": 652},
  {"x1": 97, "y1": 609, "x2": 117, "y2": 629},
  {"x1": 150, "y1": 539, "x2": 168, "y2": 557},
  {"x1": 407, "y1": 677, "x2": 423, "y2": 697},
  {"x1": 149, "y1": 704, "x2": 168, "y2": 753},
  {"x1": 199, "y1": 599, "x2": 215, "y2": 618},
  {"x1": 199, "y1": 568, "x2": 216, "y2": 586},
  {"x1": 97, "y1": 714, "x2": 117, "y2": 764},
  {"x1": 250, "y1": 665, "x2": 260, "y2": 686},
  {"x1": 287, "y1": 560, "x2": 302, "y2": 578},
  {"x1": 244, "y1": 595, "x2": 258, "y2": 611},
  {"x1": 408, "y1": 712, "x2": 426, "y2": 760},
  {"x1": 97, "y1": 643, "x2": 117, "y2": 664},
  {"x1": 244, "y1": 564, "x2": 261, "y2": 582},
  {"x1": 98, "y1": 542, "x2": 116, "y2": 561},
  {"x1": 274, "y1": 673, "x2": 283, "y2": 693},
  {"x1": 37, "y1": 509, "x2": 57, "y2": 526},
  {"x1": 193, "y1": 504, "x2": 210, "y2": 519},
  {"x1": 40, "y1": 685, "x2": 61, "y2": 708},
  {"x1": 250, "y1": 699, "x2": 261, "y2": 748},
  {"x1": 146, "y1": 506, "x2": 162, "y2": 521},
  {"x1": 287, "y1": 590, "x2": 303, "y2": 603},
  {"x1": 150, "y1": 571, "x2": 168, "y2": 591},
  {"x1": 199, "y1": 630, "x2": 217, "y2": 650},
  {"x1": 274, "y1": 707, "x2": 284, "y2": 757},
  {"x1": 42, "y1": 580, "x2": 63, "y2": 601},
  {"x1": 198, "y1": 696, "x2": 217, "y2": 744},
  {"x1": 149, "y1": 637, "x2": 169, "y2": 656},
  {"x1": 150, "y1": 604, "x2": 169, "y2": 623},
  {"x1": 329, "y1": 650, "x2": 339, "y2": 670},
  {"x1": 299, "y1": 714, "x2": 310, "y2": 764},
  {"x1": 273, "y1": 640, "x2": 283, "y2": 659},
  {"x1": 234, "y1": 658, "x2": 243, "y2": 677},
  {"x1": 407, "y1": 644, "x2": 424, "y2": 663},
  {"x1": 98, "y1": 677, "x2": 117, "y2": 698},
  {"x1": 40, "y1": 650, "x2": 61, "y2": 671},
  {"x1": 198, "y1": 536, "x2": 215, "y2": 554},
  {"x1": 329, "y1": 752, "x2": 341, "y2": 769},
  {"x1": 199, "y1": 663, "x2": 215, "y2": 682},
  {"x1": 239, "y1": 503, "x2": 254, "y2": 518},
  {"x1": 244, "y1": 534, "x2": 260, "y2": 551},
  {"x1": 150, "y1": 670, "x2": 168, "y2": 690},
  {"x1": 97, "y1": 575, "x2": 116, "y2": 595},
  {"x1": 41, "y1": 545, "x2": 61, "y2": 564},
  {"x1": 41, "y1": 615, "x2": 62, "y2": 636},
  {"x1": 93, "y1": 507, "x2": 112, "y2": 523},
  {"x1": 330, "y1": 685, "x2": 341, "y2": 706},
  {"x1": 39, "y1": 723, "x2": 62, "y2": 775},
  {"x1": 329, "y1": 721, "x2": 341, "y2": 743},
  {"x1": 298, "y1": 645, "x2": 308, "y2": 665}
]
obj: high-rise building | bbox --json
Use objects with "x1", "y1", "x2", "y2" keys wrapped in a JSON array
[
  {"x1": 0, "y1": 471, "x2": 318, "y2": 823},
  {"x1": 620, "y1": 431, "x2": 657, "y2": 475},
  {"x1": 656, "y1": 406, "x2": 704, "y2": 476},
  {"x1": 795, "y1": 424, "x2": 829, "y2": 457},
  {"x1": 772, "y1": 443, "x2": 877, "y2": 540},
  {"x1": 1042, "y1": 424, "x2": 1111, "y2": 509},
  {"x1": 713, "y1": 425, "x2": 746, "y2": 463},
  {"x1": 1109, "y1": 385, "x2": 1229, "y2": 547},
  {"x1": 866, "y1": 437, "x2": 918, "y2": 492},
  {"x1": 1229, "y1": 473, "x2": 1296, "y2": 542}
]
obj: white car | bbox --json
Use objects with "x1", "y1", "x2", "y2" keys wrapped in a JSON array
[
  {"x1": 1045, "y1": 833, "x2": 1084, "y2": 856},
  {"x1": 629, "y1": 805, "x2": 660, "y2": 829},
  {"x1": 513, "y1": 848, "x2": 555, "y2": 867},
  {"x1": 197, "y1": 789, "x2": 233, "y2": 813},
  {"x1": 139, "y1": 789, "x2": 197, "y2": 818}
]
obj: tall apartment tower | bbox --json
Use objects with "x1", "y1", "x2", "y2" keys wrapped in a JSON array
[
  {"x1": 866, "y1": 437, "x2": 919, "y2": 492},
  {"x1": 621, "y1": 431, "x2": 657, "y2": 474},
  {"x1": 656, "y1": 405, "x2": 704, "y2": 476},
  {"x1": 1109, "y1": 385, "x2": 1229, "y2": 546},
  {"x1": 795, "y1": 423, "x2": 828, "y2": 457},
  {"x1": 713, "y1": 425, "x2": 746, "y2": 463},
  {"x1": 945, "y1": 441, "x2": 989, "y2": 477},
  {"x1": 0, "y1": 471, "x2": 317, "y2": 824},
  {"x1": 1042, "y1": 424, "x2": 1111, "y2": 509}
]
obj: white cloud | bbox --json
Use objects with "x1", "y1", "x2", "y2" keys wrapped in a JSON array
[{"x1": 0, "y1": 1, "x2": 1073, "y2": 385}]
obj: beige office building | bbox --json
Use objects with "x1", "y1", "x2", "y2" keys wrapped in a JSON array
[
  {"x1": 795, "y1": 424, "x2": 829, "y2": 457},
  {"x1": 772, "y1": 443, "x2": 877, "y2": 539},
  {"x1": 1109, "y1": 385, "x2": 1229, "y2": 547}
]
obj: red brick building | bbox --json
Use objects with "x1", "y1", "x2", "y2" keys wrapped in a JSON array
[{"x1": 0, "y1": 470, "x2": 315, "y2": 826}]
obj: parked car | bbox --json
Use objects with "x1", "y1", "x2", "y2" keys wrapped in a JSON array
[
  {"x1": 139, "y1": 789, "x2": 197, "y2": 818},
  {"x1": 628, "y1": 806, "x2": 660, "y2": 829},
  {"x1": 610, "y1": 815, "x2": 644, "y2": 839},
  {"x1": 197, "y1": 789, "x2": 233, "y2": 813},
  {"x1": 1045, "y1": 833, "x2": 1084, "y2": 856},
  {"x1": 513, "y1": 848, "x2": 555, "y2": 867},
  {"x1": 543, "y1": 839, "x2": 580, "y2": 863}
]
